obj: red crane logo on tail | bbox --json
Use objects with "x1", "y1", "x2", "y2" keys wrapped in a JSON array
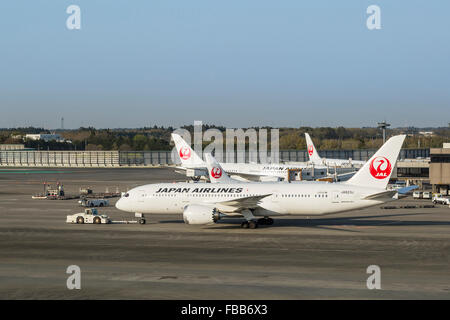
[
  {"x1": 308, "y1": 145, "x2": 314, "y2": 156},
  {"x1": 211, "y1": 167, "x2": 222, "y2": 179},
  {"x1": 179, "y1": 147, "x2": 191, "y2": 160},
  {"x1": 369, "y1": 156, "x2": 392, "y2": 179}
]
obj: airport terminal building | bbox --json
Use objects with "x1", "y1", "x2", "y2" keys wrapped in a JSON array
[{"x1": 430, "y1": 144, "x2": 450, "y2": 195}]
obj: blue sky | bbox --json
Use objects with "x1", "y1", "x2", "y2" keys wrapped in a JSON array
[{"x1": 0, "y1": 1, "x2": 449, "y2": 128}]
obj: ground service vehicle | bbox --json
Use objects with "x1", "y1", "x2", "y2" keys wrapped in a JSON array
[
  {"x1": 432, "y1": 194, "x2": 450, "y2": 205},
  {"x1": 78, "y1": 198, "x2": 109, "y2": 207},
  {"x1": 422, "y1": 191, "x2": 432, "y2": 199},
  {"x1": 66, "y1": 208, "x2": 111, "y2": 224},
  {"x1": 413, "y1": 191, "x2": 422, "y2": 199}
]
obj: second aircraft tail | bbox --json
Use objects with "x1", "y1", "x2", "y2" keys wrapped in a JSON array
[
  {"x1": 205, "y1": 154, "x2": 235, "y2": 183},
  {"x1": 171, "y1": 133, "x2": 205, "y2": 166},
  {"x1": 305, "y1": 133, "x2": 323, "y2": 164}
]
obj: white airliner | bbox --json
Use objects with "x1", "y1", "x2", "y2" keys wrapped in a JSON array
[
  {"x1": 116, "y1": 135, "x2": 407, "y2": 229},
  {"x1": 205, "y1": 153, "x2": 236, "y2": 184},
  {"x1": 171, "y1": 133, "x2": 328, "y2": 182},
  {"x1": 205, "y1": 153, "x2": 303, "y2": 184},
  {"x1": 305, "y1": 133, "x2": 366, "y2": 168}
]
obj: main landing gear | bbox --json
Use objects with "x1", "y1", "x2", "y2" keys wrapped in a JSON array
[
  {"x1": 258, "y1": 217, "x2": 274, "y2": 225},
  {"x1": 240, "y1": 217, "x2": 274, "y2": 229},
  {"x1": 241, "y1": 220, "x2": 258, "y2": 229}
]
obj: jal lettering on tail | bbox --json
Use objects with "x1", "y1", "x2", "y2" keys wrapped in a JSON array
[{"x1": 369, "y1": 156, "x2": 391, "y2": 179}]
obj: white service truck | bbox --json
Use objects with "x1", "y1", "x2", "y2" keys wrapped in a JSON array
[
  {"x1": 66, "y1": 208, "x2": 111, "y2": 224},
  {"x1": 78, "y1": 198, "x2": 109, "y2": 207},
  {"x1": 432, "y1": 194, "x2": 450, "y2": 205},
  {"x1": 422, "y1": 191, "x2": 432, "y2": 199},
  {"x1": 413, "y1": 191, "x2": 422, "y2": 199}
]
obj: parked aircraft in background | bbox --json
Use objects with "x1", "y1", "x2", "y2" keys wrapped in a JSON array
[
  {"x1": 171, "y1": 133, "x2": 328, "y2": 182},
  {"x1": 205, "y1": 154, "x2": 236, "y2": 184},
  {"x1": 305, "y1": 133, "x2": 366, "y2": 168},
  {"x1": 205, "y1": 153, "x2": 360, "y2": 187},
  {"x1": 116, "y1": 135, "x2": 408, "y2": 229}
]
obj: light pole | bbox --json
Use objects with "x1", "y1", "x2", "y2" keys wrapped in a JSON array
[{"x1": 377, "y1": 121, "x2": 391, "y2": 144}]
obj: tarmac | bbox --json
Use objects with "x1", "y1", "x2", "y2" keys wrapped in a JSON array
[{"x1": 0, "y1": 167, "x2": 449, "y2": 299}]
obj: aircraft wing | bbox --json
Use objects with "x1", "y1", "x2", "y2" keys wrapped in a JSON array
[
  {"x1": 364, "y1": 186, "x2": 418, "y2": 201},
  {"x1": 229, "y1": 172, "x2": 275, "y2": 182},
  {"x1": 363, "y1": 190, "x2": 398, "y2": 200},
  {"x1": 174, "y1": 165, "x2": 207, "y2": 171},
  {"x1": 333, "y1": 171, "x2": 357, "y2": 182},
  {"x1": 397, "y1": 185, "x2": 419, "y2": 194},
  {"x1": 229, "y1": 175, "x2": 252, "y2": 182},
  {"x1": 211, "y1": 194, "x2": 272, "y2": 212},
  {"x1": 172, "y1": 166, "x2": 208, "y2": 178}
]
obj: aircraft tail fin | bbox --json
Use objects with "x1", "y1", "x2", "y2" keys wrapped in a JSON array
[
  {"x1": 205, "y1": 154, "x2": 235, "y2": 183},
  {"x1": 305, "y1": 133, "x2": 322, "y2": 164},
  {"x1": 171, "y1": 133, "x2": 205, "y2": 166},
  {"x1": 345, "y1": 135, "x2": 406, "y2": 189}
]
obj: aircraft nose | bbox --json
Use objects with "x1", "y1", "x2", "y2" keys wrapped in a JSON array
[{"x1": 115, "y1": 198, "x2": 124, "y2": 211}]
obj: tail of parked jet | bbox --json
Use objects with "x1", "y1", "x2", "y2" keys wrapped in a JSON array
[
  {"x1": 171, "y1": 133, "x2": 205, "y2": 166},
  {"x1": 305, "y1": 133, "x2": 323, "y2": 165},
  {"x1": 345, "y1": 135, "x2": 406, "y2": 189},
  {"x1": 205, "y1": 154, "x2": 235, "y2": 183}
]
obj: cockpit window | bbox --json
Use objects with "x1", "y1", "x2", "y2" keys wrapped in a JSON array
[{"x1": 123, "y1": 193, "x2": 129, "y2": 197}]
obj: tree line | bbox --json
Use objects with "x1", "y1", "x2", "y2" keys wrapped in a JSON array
[{"x1": 0, "y1": 126, "x2": 448, "y2": 151}]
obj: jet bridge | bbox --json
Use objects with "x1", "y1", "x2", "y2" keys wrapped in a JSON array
[{"x1": 287, "y1": 168, "x2": 302, "y2": 182}]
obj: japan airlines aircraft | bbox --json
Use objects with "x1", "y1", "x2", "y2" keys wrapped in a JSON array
[
  {"x1": 305, "y1": 133, "x2": 366, "y2": 168},
  {"x1": 116, "y1": 135, "x2": 406, "y2": 229},
  {"x1": 205, "y1": 153, "x2": 236, "y2": 183},
  {"x1": 171, "y1": 133, "x2": 328, "y2": 182},
  {"x1": 205, "y1": 153, "x2": 311, "y2": 184}
]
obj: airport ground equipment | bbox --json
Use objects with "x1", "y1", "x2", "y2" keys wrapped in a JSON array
[
  {"x1": 78, "y1": 198, "x2": 109, "y2": 207},
  {"x1": 111, "y1": 213, "x2": 146, "y2": 224},
  {"x1": 432, "y1": 194, "x2": 450, "y2": 205},
  {"x1": 32, "y1": 183, "x2": 121, "y2": 200},
  {"x1": 381, "y1": 204, "x2": 435, "y2": 209},
  {"x1": 66, "y1": 208, "x2": 111, "y2": 224},
  {"x1": 422, "y1": 191, "x2": 432, "y2": 199},
  {"x1": 413, "y1": 191, "x2": 423, "y2": 199},
  {"x1": 32, "y1": 182, "x2": 65, "y2": 199},
  {"x1": 79, "y1": 187, "x2": 93, "y2": 195}
]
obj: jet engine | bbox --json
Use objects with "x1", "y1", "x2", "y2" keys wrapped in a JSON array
[{"x1": 182, "y1": 205, "x2": 222, "y2": 225}]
